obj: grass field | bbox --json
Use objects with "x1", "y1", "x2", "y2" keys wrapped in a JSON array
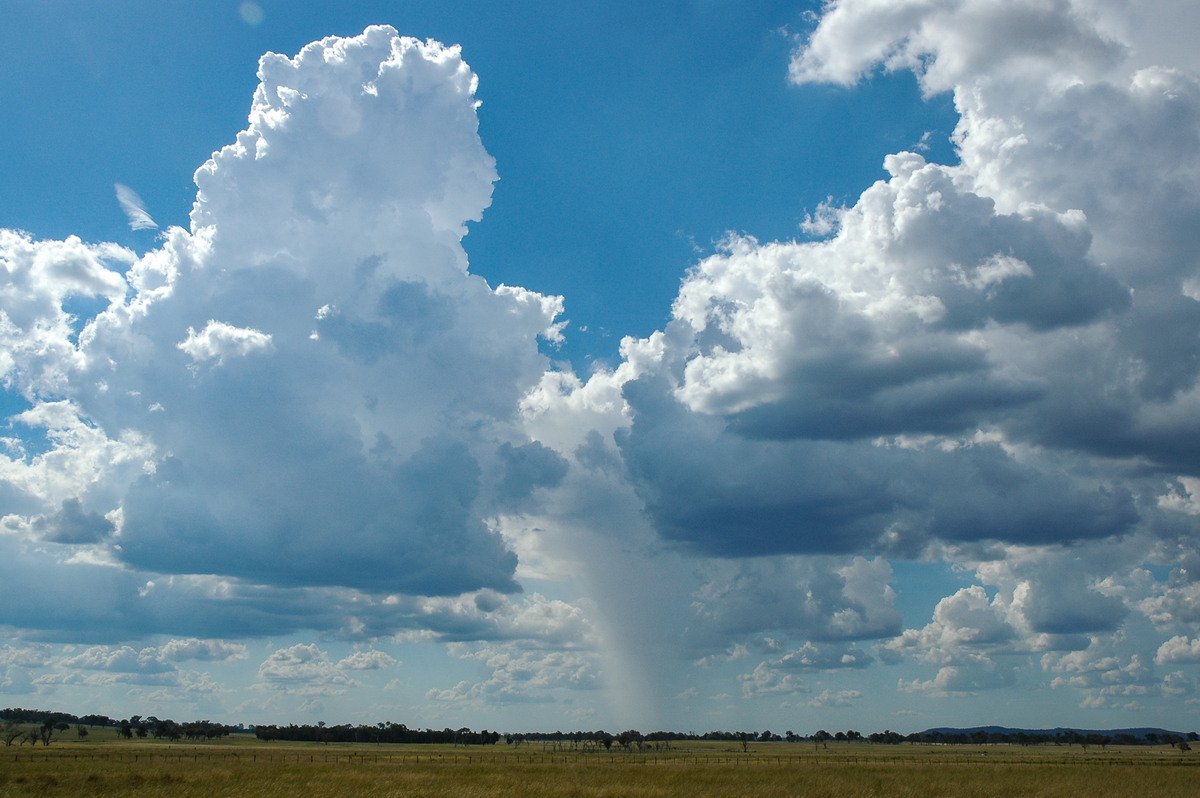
[{"x1": 2, "y1": 737, "x2": 1197, "y2": 797}]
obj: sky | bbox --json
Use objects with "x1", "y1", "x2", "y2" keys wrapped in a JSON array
[{"x1": 1, "y1": 0, "x2": 1200, "y2": 735}]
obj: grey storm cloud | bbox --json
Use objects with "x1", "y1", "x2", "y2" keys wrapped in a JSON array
[
  {"x1": 600, "y1": 57, "x2": 1193, "y2": 563},
  {"x1": 33, "y1": 498, "x2": 114, "y2": 544}
]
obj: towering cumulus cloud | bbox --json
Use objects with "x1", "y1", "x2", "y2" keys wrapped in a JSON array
[{"x1": 0, "y1": 27, "x2": 565, "y2": 638}]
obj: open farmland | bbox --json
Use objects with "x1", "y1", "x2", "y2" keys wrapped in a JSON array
[{"x1": 2, "y1": 739, "x2": 1197, "y2": 797}]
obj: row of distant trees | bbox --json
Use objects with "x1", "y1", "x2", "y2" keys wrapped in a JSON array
[
  {"x1": 255, "y1": 725, "x2": 1198, "y2": 751},
  {"x1": 254, "y1": 722, "x2": 502, "y2": 745},
  {"x1": 0, "y1": 708, "x2": 234, "y2": 747},
  {"x1": 3, "y1": 707, "x2": 1197, "y2": 751},
  {"x1": 493, "y1": 727, "x2": 1198, "y2": 749}
]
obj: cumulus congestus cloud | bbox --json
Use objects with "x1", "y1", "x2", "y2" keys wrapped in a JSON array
[
  {"x1": 559, "y1": 0, "x2": 1200, "y2": 560},
  {"x1": 0, "y1": 27, "x2": 565, "y2": 637},
  {"x1": 519, "y1": 0, "x2": 1200, "y2": 713}
]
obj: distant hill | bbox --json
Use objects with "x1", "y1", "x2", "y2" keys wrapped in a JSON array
[{"x1": 921, "y1": 726, "x2": 1194, "y2": 741}]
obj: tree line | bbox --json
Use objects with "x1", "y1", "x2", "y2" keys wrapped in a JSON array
[
  {"x1": 254, "y1": 722, "x2": 502, "y2": 745},
  {"x1": 3, "y1": 707, "x2": 1196, "y2": 751},
  {"x1": 0, "y1": 708, "x2": 234, "y2": 747}
]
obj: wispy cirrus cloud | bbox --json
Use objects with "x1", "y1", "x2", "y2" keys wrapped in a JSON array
[{"x1": 114, "y1": 183, "x2": 158, "y2": 230}]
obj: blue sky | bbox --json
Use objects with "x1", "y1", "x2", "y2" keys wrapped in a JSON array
[
  {"x1": 2, "y1": 0, "x2": 957, "y2": 370},
  {"x1": 2, "y1": 0, "x2": 1200, "y2": 735}
]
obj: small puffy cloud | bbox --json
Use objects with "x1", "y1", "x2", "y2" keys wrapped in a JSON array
[
  {"x1": 688, "y1": 557, "x2": 902, "y2": 647},
  {"x1": 1140, "y1": 581, "x2": 1200, "y2": 630},
  {"x1": 738, "y1": 661, "x2": 808, "y2": 698},
  {"x1": 429, "y1": 644, "x2": 599, "y2": 704},
  {"x1": 886, "y1": 585, "x2": 1020, "y2": 676},
  {"x1": 257, "y1": 643, "x2": 353, "y2": 695},
  {"x1": 159, "y1": 638, "x2": 247, "y2": 663},
  {"x1": 1043, "y1": 635, "x2": 1156, "y2": 708},
  {"x1": 899, "y1": 662, "x2": 1016, "y2": 697},
  {"x1": 0, "y1": 645, "x2": 53, "y2": 668},
  {"x1": 1161, "y1": 670, "x2": 1195, "y2": 699},
  {"x1": 1155, "y1": 635, "x2": 1200, "y2": 665},
  {"x1": 807, "y1": 689, "x2": 862, "y2": 708},
  {"x1": 924, "y1": 586, "x2": 1014, "y2": 646},
  {"x1": 177, "y1": 320, "x2": 273, "y2": 365},
  {"x1": 384, "y1": 592, "x2": 597, "y2": 649},
  {"x1": 60, "y1": 645, "x2": 173, "y2": 674},
  {"x1": 337, "y1": 650, "x2": 396, "y2": 670},
  {"x1": 768, "y1": 642, "x2": 872, "y2": 672}
]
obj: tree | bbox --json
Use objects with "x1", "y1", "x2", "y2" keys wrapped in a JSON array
[
  {"x1": 617, "y1": 730, "x2": 642, "y2": 752},
  {"x1": 1, "y1": 721, "x2": 22, "y2": 746},
  {"x1": 30, "y1": 718, "x2": 66, "y2": 746},
  {"x1": 76, "y1": 725, "x2": 89, "y2": 741}
]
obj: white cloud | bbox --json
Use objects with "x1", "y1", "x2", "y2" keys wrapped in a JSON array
[
  {"x1": 257, "y1": 643, "x2": 354, "y2": 695},
  {"x1": 159, "y1": 638, "x2": 248, "y2": 663},
  {"x1": 1155, "y1": 635, "x2": 1200, "y2": 665},
  {"x1": 887, "y1": 585, "x2": 1016, "y2": 666},
  {"x1": 770, "y1": 642, "x2": 872, "y2": 672},
  {"x1": 114, "y1": 184, "x2": 158, "y2": 231},
  {"x1": 0, "y1": 645, "x2": 52, "y2": 668},
  {"x1": 1042, "y1": 633, "x2": 1158, "y2": 709},
  {"x1": 738, "y1": 661, "x2": 808, "y2": 698},
  {"x1": 0, "y1": 230, "x2": 131, "y2": 401},
  {"x1": 177, "y1": 320, "x2": 273, "y2": 365},
  {"x1": 429, "y1": 644, "x2": 599, "y2": 704},
  {"x1": 0, "y1": 26, "x2": 569, "y2": 627},
  {"x1": 688, "y1": 556, "x2": 902, "y2": 648},
  {"x1": 807, "y1": 689, "x2": 862, "y2": 708},
  {"x1": 899, "y1": 662, "x2": 1015, "y2": 697},
  {"x1": 337, "y1": 650, "x2": 397, "y2": 671},
  {"x1": 61, "y1": 645, "x2": 173, "y2": 674},
  {"x1": 790, "y1": 0, "x2": 1125, "y2": 94}
]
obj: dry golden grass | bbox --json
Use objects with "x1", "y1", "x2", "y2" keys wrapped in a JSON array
[{"x1": 1, "y1": 739, "x2": 1196, "y2": 797}]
